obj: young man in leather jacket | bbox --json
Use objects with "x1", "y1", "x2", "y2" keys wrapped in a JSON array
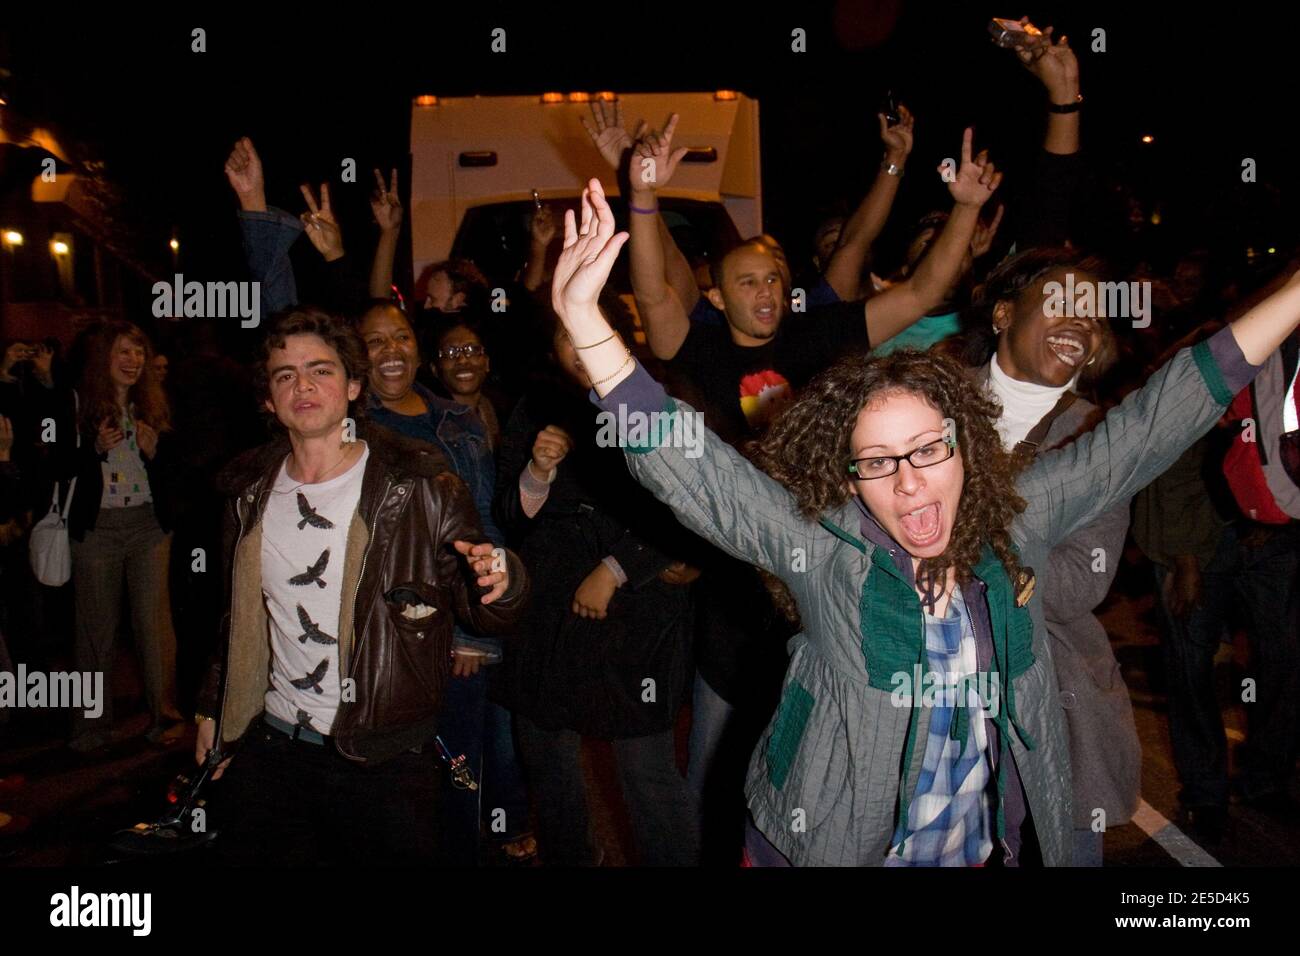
[{"x1": 194, "y1": 308, "x2": 530, "y2": 864}]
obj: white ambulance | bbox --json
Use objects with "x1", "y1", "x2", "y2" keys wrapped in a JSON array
[{"x1": 408, "y1": 91, "x2": 762, "y2": 291}]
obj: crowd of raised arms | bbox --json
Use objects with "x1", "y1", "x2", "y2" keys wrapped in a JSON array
[{"x1": 1, "y1": 24, "x2": 1297, "y2": 866}]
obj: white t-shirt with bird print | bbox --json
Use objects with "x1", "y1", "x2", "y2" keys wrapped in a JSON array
[{"x1": 262, "y1": 445, "x2": 369, "y2": 735}]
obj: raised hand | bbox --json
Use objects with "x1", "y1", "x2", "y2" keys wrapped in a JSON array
[
  {"x1": 581, "y1": 100, "x2": 643, "y2": 171},
  {"x1": 945, "y1": 129, "x2": 1003, "y2": 208},
  {"x1": 632, "y1": 114, "x2": 687, "y2": 192},
  {"x1": 224, "y1": 137, "x2": 266, "y2": 212},
  {"x1": 552, "y1": 178, "x2": 629, "y2": 320},
  {"x1": 879, "y1": 104, "x2": 915, "y2": 166},
  {"x1": 530, "y1": 424, "x2": 572, "y2": 475},
  {"x1": 530, "y1": 203, "x2": 557, "y2": 249},
  {"x1": 299, "y1": 183, "x2": 344, "y2": 262},
  {"x1": 1015, "y1": 24, "x2": 1080, "y2": 102},
  {"x1": 370, "y1": 168, "x2": 402, "y2": 232},
  {"x1": 970, "y1": 203, "x2": 1005, "y2": 259},
  {"x1": 453, "y1": 539, "x2": 510, "y2": 605}
]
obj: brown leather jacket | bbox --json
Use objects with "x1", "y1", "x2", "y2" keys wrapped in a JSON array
[{"x1": 197, "y1": 421, "x2": 530, "y2": 763}]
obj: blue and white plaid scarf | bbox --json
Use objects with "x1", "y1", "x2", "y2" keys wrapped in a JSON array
[{"x1": 885, "y1": 586, "x2": 994, "y2": 867}]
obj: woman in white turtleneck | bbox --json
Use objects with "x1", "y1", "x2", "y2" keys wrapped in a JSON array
[
  {"x1": 966, "y1": 248, "x2": 1138, "y2": 869},
  {"x1": 976, "y1": 248, "x2": 1114, "y2": 450}
]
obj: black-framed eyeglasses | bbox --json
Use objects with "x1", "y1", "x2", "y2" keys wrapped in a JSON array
[
  {"x1": 848, "y1": 438, "x2": 956, "y2": 480},
  {"x1": 438, "y1": 344, "x2": 487, "y2": 361}
]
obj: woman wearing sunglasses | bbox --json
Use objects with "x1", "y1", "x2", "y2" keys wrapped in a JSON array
[{"x1": 550, "y1": 177, "x2": 1300, "y2": 866}]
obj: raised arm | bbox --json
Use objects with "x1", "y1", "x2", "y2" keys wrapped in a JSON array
[
  {"x1": 583, "y1": 103, "x2": 699, "y2": 313},
  {"x1": 627, "y1": 116, "x2": 693, "y2": 360},
  {"x1": 368, "y1": 168, "x2": 403, "y2": 300},
  {"x1": 1014, "y1": 23, "x2": 1081, "y2": 156},
  {"x1": 225, "y1": 136, "x2": 301, "y2": 313},
  {"x1": 822, "y1": 104, "x2": 914, "y2": 301},
  {"x1": 865, "y1": 128, "x2": 1003, "y2": 344},
  {"x1": 1024, "y1": 269, "x2": 1300, "y2": 546},
  {"x1": 550, "y1": 177, "x2": 810, "y2": 577}
]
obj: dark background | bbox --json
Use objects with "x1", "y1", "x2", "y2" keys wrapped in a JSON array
[{"x1": 3, "y1": 2, "x2": 1297, "y2": 303}]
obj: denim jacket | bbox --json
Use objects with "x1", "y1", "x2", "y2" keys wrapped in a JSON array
[
  {"x1": 367, "y1": 383, "x2": 505, "y2": 660},
  {"x1": 238, "y1": 208, "x2": 302, "y2": 315}
]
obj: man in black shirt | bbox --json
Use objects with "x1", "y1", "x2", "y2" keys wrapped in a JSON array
[{"x1": 629, "y1": 123, "x2": 1004, "y2": 445}]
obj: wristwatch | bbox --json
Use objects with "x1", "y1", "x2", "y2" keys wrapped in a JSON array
[{"x1": 881, "y1": 160, "x2": 903, "y2": 176}]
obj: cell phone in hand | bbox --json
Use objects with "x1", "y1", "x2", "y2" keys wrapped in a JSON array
[
  {"x1": 881, "y1": 90, "x2": 901, "y2": 127},
  {"x1": 989, "y1": 17, "x2": 1043, "y2": 51}
]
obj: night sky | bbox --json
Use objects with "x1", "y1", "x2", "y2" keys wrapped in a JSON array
[{"x1": 5, "y1": 4, "x2": 1298, "y2": 309}]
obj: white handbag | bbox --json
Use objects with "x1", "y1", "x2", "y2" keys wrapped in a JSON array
[{"x1": 29, "y1": 391, "x2": 79, "y2": 586}]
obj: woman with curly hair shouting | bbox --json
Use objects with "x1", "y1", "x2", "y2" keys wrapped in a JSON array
[{"x1": 547, "y1": 176, "x2": 1300, "y2": 867}]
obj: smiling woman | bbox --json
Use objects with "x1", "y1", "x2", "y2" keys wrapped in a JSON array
[{"x1": 58, "y1": 320, "x2": 181, "y2": 752}]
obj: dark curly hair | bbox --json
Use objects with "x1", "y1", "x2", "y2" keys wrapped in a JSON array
[
  {"x1": 750, "y1": 348, "x2": 1027, "y2": 595},
  {"x1": 254, "y1": 308, "x2": 370, "y2": 428}
]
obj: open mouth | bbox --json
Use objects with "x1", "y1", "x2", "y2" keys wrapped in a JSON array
[
  {"x1": 754, "y1": 304, "x2": 777, "y2": 323},
  {"x1": 1045, "y1": 332, "x2": 1087, "y2": 368},
  {"x1": 292, "y1": 401, "x2": 319, "y2": 413},
  {"x1": 378, "y1": 360, "x2": 407, "y2": 380},
  {"x1": 453, "y1": 370, "x2": 477, "y2": 382},
  {"x1": 898, "y1": 501, "x2": 943, "y2": 547}
]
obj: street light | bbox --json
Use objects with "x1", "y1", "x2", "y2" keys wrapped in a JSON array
[
  {"x1": 2, "y1": 230, "x2": 23, "y2": 247},
  {"x1": 169, "y1": 238, "x2": 179, "y2": 253},
  {"x1": 50, "y1": 240, "x2": 69, "y2": 256}
]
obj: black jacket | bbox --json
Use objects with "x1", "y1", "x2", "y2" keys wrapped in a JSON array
[{"x1": 492, "y1": 380, "x2": 699, "y2": 737}]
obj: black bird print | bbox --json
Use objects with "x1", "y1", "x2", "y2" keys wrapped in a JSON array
[
  {"x1": 295, "y1": 604, "x2": 337, "y2": 645},
  {"x1": 296, "y1": 491, "x2": 334, "y2": 531},
  {"x1": 295, "y1": 709, "x2": 314, "y2": 730},
  {"x1": 289, "y1": 549, "x2": 330, "y2": 588},
  {"x1": 290, "y1": 659, "x2": 329, "y2": 694}
]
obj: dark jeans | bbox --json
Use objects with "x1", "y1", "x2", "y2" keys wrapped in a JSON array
[
  {"x1": 1154, "y1": 522, "x2": 1300, "y2": 808},
  {"x1": 213, "y1": 717, "x2": 443, "y2": 865},
  {"x1": 515, "y1": 712, "x2": 700, "y2": 866},
  {"x1": 437, "y1": 668, "x2": 532, "y2": 864}
]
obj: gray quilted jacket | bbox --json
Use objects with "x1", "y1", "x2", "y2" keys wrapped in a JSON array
[{"x1": 594, "y1": 327, "x2": 1254, "y2": 865}]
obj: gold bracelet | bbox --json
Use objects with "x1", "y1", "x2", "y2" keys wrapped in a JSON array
[
  {"x1": 589, "y1": 350, "x2": 634, "y2": 387},
  {"x1": 574, "y1": 332, "x2": 618, "y2": 350},
  {"x1": 194, "y1": 713, "x2": 215, "y2": 725}
]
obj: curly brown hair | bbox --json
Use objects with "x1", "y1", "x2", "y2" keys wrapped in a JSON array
[
  {"x1": 254, "y1": 308, "x2": 370, "y2": 428},
  {"x1": 750, "y1": 348, "x2": 1027, "y2": 592}
]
